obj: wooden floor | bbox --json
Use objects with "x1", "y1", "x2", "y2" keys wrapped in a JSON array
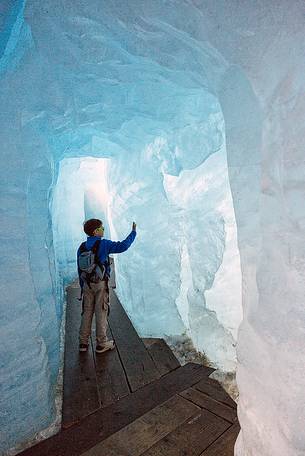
[{"x1": 19, "y1": 261, "x2": 239, "y2": 456}]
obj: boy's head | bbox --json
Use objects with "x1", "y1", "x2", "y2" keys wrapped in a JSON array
[{"x1": 83, "y1": 219, "x2": 104, "y2": 237}]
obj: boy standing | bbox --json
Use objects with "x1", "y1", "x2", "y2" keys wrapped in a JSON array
[{"x1": 77, "y1": 219, "x2": 136, "y2": 353}]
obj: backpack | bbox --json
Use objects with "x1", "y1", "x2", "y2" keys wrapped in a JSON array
[{"x1": 78, "y1": 240, "x2": 106, "y2": 287}]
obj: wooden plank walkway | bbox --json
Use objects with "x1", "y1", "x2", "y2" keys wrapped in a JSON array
[
  {"x1": 19, "y1": 258, "x2": 239, "y2": 456},
  {"x1": 93, "y1": 325, "x2": 130, "y2": 409},
  {"x1": 143, "y1": 338, "x2": 181, "y2": 376},
  {"x1": 108, "y1": 289, "x2": 160, "y2": 392},
  {"x1": 62, "y1": 283, "x2": 100, "y2": 428},
  {"x1": 20, "y1": 363, "x2": 214, "y2": 456}
]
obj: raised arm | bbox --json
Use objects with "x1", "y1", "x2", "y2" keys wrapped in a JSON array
[{"x1": 106, "y1": 222, "x2": 136, "y2": 254}]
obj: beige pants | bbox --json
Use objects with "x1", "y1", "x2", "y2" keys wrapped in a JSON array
[{"x1": 79, "y1": 280, "x2": 109, "y2": 345}]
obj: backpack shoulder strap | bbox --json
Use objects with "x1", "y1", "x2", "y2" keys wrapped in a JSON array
[
  {"x1": 92, "y1": 239, "x2": 101, "y2": 254},
  {"x1": 79, "y1": 242, "x2": 87, "y2": 253},
  {"x1": 93, "y1": 240, "x2": 105, "y2": 272}
]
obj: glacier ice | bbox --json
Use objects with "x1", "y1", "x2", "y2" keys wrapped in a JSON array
[
  {"x1": 163, "y1": 144, "x2": 242, "y2": 371},
  {"x1": 1, "y1": 1, "x2": 305, "y2": 455}
]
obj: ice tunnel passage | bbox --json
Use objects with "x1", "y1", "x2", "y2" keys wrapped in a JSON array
[
  {"x1": 52, "y1": 141, "x2": 242, "y2": 369},
  {"x1": 1, "y1": 1, "x2": 305, "y2": 455}
]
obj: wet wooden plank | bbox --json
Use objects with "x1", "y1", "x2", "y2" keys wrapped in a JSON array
[
  {"x1": 82, "y1": 395, "x2": 200, "y2": 456},
  {"x1": 143, "y1": 338, "x2": 180, "y2": 376},
  {"x1": 93, "y1": 325, "x2": 131, "y2": 408},
  {"x1": 179, "y1": 388, "x2": 237, "y2": 424},
  {"x1": 19, "y1": 363, "x2": 211, "y2": 456},
  {"x1": 200, "y1": 422, "x2": 240, "y2": 456},
  {"x1": 108, "y1": 289, "x2": 160, "y2": 391},
  {"x1": 142, "y1": 408, "x2": 231, "y2": 456},
  {"x1": 62, "y1": 285, "x2": 100, "y2": 428},
  {"x1": 193, "y1": 377, "x2": 237, "y2": 409}
]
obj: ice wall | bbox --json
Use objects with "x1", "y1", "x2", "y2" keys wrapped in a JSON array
[
  {"x1": 1, "y1": 1, "x2": 304, "y2": 455},
  {"x1": 163, "y1": 145, "x2": 242, "y2": 371}
]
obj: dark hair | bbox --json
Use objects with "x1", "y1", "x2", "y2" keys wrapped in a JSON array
[{"x1": 83, "y1": 219, "x2": 102, "y2": 236}]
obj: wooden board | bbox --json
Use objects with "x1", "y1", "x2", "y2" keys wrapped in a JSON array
[
  {"x1": 193, "y1": 378, "x2": 237, "y2": 409},
  {"x1": 19, "y1": 363, "x2": 212, "y2": 456},
  {"x1": 82, "y1": 395, "x2": 201, "y2": 456},
  {"x1": 142, "y1": 408, "x2": 231, "y2": 456},
  {"x1": 108, "y1": 289, "x2": 160, "y2": 391},
  {"x1": 179, "y1": 388, "x2": 237, "y2": 424},
  {"x1": 143, "y1": 338, "x2": 180, "y2": 376},
  {"x1": 93, "y1": 325, "x2": 131, "y2": 408},
  {"x1": 200, "y1": 423, "x2": 240, "y2": 456},
  {"x1": 62, "y1": 285, "x2": 100, "y2": 428}
]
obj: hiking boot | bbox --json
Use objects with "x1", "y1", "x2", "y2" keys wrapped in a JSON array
[
  {"x1": 96, "y1": 340, "x2": 115, "y2": 354},
  {"x1": 79, "y1": 343, "x2": 88, "y2": 352}
]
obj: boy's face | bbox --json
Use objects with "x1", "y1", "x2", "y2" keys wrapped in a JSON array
[{"x1": 93, "y1": 223, "x2": 104, "y2": 237}]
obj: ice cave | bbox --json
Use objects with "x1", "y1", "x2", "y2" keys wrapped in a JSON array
[{"x1": 1, "y1": 1, "x2": 305, "y2": 455}]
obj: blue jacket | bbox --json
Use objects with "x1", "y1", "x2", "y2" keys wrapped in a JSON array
[{"x1": 77, "y1": 230, "x2": 136, "y2": 288}]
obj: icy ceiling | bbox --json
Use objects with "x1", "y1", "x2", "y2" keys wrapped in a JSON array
[{"x1": 1, "y1": 1, "x2": 305, "y2": 455}]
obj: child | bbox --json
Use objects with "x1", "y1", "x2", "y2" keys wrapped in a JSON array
[{"x1": 77, "y1": 219, "x2": 136, "y2": 353}]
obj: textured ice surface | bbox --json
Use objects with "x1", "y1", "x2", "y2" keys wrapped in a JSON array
[
  {"x1": 162, "y1": 145, "x2": 241, "y2": 370},
  {"x1": 1, "y1": 0, "x2": 305, "y2": 455}
]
